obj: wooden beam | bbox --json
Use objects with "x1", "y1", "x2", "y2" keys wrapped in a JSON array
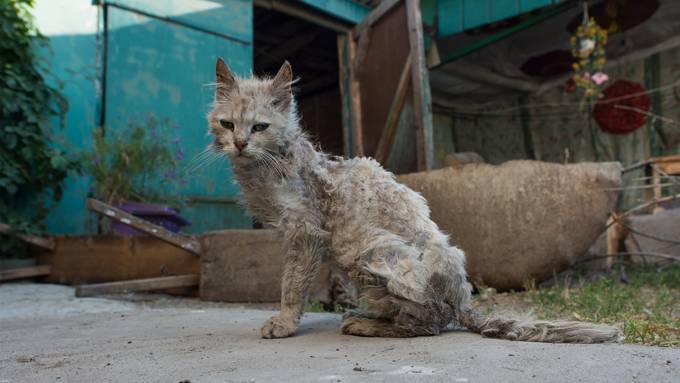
[
  {"x1": 337, "y1": 34, "x2": 353, "y2": 158},
  {"x1": 0, "y1": 265, "x2": 51, "y2": 282},
  {"x1": 75, "y1": 274, "x2": 199, "y2": 297},
  {"x1": 347, "y1": 31, "x2": 365, "y2": 157},
  {"x1": 0, "y1": 222, "x2": 55, "y2": 251},
  {"x1": 87, "y1": 199, "x2": 201, "y2": 256},
  {"x1": 353, "y1": 0, "x2": 400, "y2": 40},
  {"x1": 375, "y1": 56, "x2": 412, "y2": 165},
  {"x1": 406, "y1": 0, "x2": 434, "y2": 171}
]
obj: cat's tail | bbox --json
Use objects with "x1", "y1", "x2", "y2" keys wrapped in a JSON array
[{"x1": 455, "y1": 307, "x2": 623, "y2": 343}]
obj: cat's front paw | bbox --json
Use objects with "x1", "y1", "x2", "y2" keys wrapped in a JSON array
[{"x1": 261, "y1": 316, "x2": 296, "y2": 339}]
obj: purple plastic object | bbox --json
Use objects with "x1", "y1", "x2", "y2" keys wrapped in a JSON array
[{"x1": 111, "y1": 201, "x2": 191, "y2": 236}]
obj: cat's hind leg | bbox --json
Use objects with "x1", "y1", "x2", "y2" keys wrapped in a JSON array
[{"x1": 340, "y1": 289, "x2": 447, "y2": 337}]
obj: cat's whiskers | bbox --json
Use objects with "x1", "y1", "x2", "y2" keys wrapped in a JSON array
[
  {"x1": 256, "y1": 150, "x2": 285, "y2": 179},
  {"x1": 262, "y1": 150, "x2": 287, "y2": 178},
  {"x1": 185, "y1": 147, "x2": 222, "y2": 174}
]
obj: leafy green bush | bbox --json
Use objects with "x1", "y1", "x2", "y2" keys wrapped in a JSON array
[{"x1": 0, "y1": 0, "x2": 77, "y2": 254}]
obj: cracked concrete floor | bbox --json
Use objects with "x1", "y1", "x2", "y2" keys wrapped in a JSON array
[{"x1": 0, "y1": 284, "x2": 678, "y2": 383}]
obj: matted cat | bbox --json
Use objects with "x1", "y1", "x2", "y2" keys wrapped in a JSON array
[{"x1": 207, "y1": 59, "x2": 621, "y2": 342}]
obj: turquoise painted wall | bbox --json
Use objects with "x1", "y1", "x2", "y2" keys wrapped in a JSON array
[
  {"x1": 422, "y1": 0, "x2": 566, "y2": 37},
  {"x1": 37, "y1": 0, "x2": 365, "y2": 235},
  {"x1": 297, "y1": 0, "x2": 369, "y2": 23},
  {"x1": 104, "y1": 3, "x2": 254, "y2": 233},
  {"x1": 35, "y1": 0, "x2": 99, "y2": 234}
]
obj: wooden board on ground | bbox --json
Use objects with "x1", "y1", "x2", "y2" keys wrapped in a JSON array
[
  {"x1": 75, "y1": 274, "x2": 199, "y2": 297},
  {"x1": 200, "y1": 230, "x2": 283, "y2": 302},
  {"x1": 0, "y1": 265, "x2": 51, "y2": 282},
  {"x1": 0, "y1": 222, "x2": 55, "y2": 251},
  {"x1": 87, "y1": 199, "x2": 201, "y2": 255},
  {"x1": 36, "y1": 235, "x2": 199, "y2": 289}
]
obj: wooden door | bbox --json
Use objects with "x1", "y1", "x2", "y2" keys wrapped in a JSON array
[{"x1": 339, "y1": 0, "x2": 434, "y2": 172}]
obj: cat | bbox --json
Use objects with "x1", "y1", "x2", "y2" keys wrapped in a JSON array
[{"x1": 207, "y1": 58, "x2": 621, "y2": 342}]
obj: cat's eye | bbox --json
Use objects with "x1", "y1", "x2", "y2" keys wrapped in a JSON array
[
  {"x1": 219, "y1": 120, "x2": 234, "y2": 130},
  {"x1": 252, "y1": 123, "x2": 270, "y2": 132}
]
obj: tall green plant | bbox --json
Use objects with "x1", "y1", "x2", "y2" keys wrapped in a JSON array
[
  {"x1": 82, "y1": 115, "x2": 187, "y2": 205},
  {"x1": 0, "y1": 0, "x2": 76, "y2": 252}
]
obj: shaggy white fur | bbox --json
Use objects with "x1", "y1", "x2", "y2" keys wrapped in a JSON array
[{"x1": 206, "y1": 59, "x2": 621, "y2": 342}]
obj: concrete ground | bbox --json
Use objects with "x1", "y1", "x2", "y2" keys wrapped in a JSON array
[{"x1": 0, "y1": 284, "x2": 678, "y2": 383}]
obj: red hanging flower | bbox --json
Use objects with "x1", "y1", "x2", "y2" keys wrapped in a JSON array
[{"x1": 592, "y1": 80, "x2": 651, "y2": 135}]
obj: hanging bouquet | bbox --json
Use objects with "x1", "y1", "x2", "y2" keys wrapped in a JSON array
[{"x1": 570, "y1": 16, "x2": 608, "y2": 98}]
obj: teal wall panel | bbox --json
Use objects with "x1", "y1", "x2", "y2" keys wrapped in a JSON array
[
  {"x1": 105, "y1": 5, "x2": 253, "y2": 233},
  {"x1": 38, "y1": 0, "x2": 367, "y2": 235},
  {"x1": 438, "y1": 0, "x2": 463, "y2": 37},
  {"x1": 106, "y1": 0, "x2": 252, "y2": 43},
  {"x1": 41, "y1": 33, "x2": 99, "y2": 234},
  {"x1": 436, "y1": 0, "x2": 565, "y2": 37},
  {"x1": 490, "y1": 0, "x2": 520, "y2": 21},
  {"x1": 295, "y1": 0, "x2": 369, "y2": 24},
  {"x1": 462, "y1": 0, "x2": 488, "y2": 30}
]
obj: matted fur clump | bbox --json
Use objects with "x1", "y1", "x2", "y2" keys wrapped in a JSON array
[{"x1": 204, "y1": 58, "x2": 621, "y2": 343}]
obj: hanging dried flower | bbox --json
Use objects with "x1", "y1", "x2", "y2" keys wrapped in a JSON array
[{"x1": 570, "y1": 9, "x2": 608, "y2": 99}]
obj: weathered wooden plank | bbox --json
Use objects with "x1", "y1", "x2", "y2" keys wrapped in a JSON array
[
  {"x1": 337, "y1": 34, "x2": 353, "y2": 158},
  {"x1": 0, "y1": 265, "x2": 51, "y2": 282},
  {"x1": 347, "y1": 31, "x2": 365, "y2": 157},
  {"x1": 200, "y1": 230, "x2": 350, "y2": 304},
  {"x1": 200, "y1": 230, "x2": 283, "y2": 302},
  {"x1": 406, "y1": 0, "x2": 435, "y2": 171},
  {"x1": 75, "y1": 274, "x2": 199, "y2": 297},
  {"x1": 374, "y1": 56, "x2": 412, "y2": 165},
  {"x1": 87, "y1": 199, "x2": 201, "y2": 255},
  {"x1": 0, "y1": 222, "x2": 55, "y2": 251},
  {"x1": 35, "y1": 235, "x2": 199, "y2": 286},
  {"x1": 353, "y1": 0, "x2": 401, "y2": 40}
]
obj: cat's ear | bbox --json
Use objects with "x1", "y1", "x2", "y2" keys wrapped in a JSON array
[
  {"x1": 215, "y1": 57, "x2": 236, "y2": 99},
  {"x1": 271, "y1": 61, "x2": 293, "y2": 110}
]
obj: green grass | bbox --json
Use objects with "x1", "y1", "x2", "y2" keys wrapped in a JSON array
[
  {"x1": 307, "y1": 299, "x2": 347, "y2": 314},
  {"x1": 473, "y1": 264, "x2": 680, "y2": 347}
]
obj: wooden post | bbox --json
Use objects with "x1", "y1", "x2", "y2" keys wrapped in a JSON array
[
  {"x1": 347, "y1": 30, "x2": 365, "y2": 157},
  {"x1": 406, "y1": 0, "x2": 434, "y2": 171},
  {"x1": 374, "y1": 56, "x2": 412, "y2": 165},
  {"x1": 337, "y1": 34, "x2": 353, "y2": 158},
  {"x1": 352, "y1": 0, "x2": 401, "y2": 40},
  {"x1": 87, "y1": 199, "x2": 201, "y2": 256},
  {"x1": 75, "y1": 274, "x2": 199, "y2": 297},
  {"x1": 606, "y1": 213, "x2": 627, "y2": 269}
]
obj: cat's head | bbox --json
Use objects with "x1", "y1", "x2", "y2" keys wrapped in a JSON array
[{"x1": 208, "y1": 58, "x2": 298, "y2": 163}]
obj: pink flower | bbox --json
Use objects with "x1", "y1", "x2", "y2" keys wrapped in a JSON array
[{"x1": 591, "y1": 72, "x2": 609, "y2": 85}]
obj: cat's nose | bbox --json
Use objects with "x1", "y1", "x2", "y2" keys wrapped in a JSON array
[{"x1": 235, "y1": 141, "x2": 248, "y2": 151}]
